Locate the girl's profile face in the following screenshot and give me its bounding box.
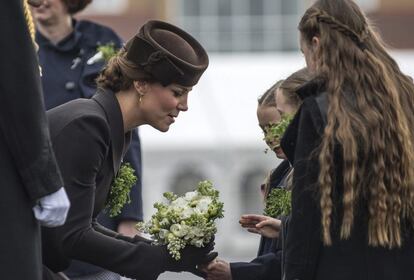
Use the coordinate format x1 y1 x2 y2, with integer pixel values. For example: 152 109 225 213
141 83 191 132
257 104 285 158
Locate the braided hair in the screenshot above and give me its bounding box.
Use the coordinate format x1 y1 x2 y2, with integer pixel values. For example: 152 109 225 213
299 0 414 248
23 0 36 45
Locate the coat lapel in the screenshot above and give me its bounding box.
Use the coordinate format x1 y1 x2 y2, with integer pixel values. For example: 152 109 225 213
92 90 126 175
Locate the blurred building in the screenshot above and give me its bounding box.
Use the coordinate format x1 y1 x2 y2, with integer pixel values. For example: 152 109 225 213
369 0 414 48
79 0 414 50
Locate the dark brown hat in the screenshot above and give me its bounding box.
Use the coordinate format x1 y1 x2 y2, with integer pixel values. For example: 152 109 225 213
122 20 209 87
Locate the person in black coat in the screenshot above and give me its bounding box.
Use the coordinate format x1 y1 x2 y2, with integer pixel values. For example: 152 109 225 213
0 1 70 279
31 1 144 278
282 1 414 279
204 68 311 280
42 20 215 280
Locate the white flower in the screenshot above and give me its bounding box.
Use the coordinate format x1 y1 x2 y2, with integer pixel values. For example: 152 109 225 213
171 197 187 209
159 218 170 227
159 229 169 239
195 197 212 213
170 224 188 237
184 191 198 201
191 238 205 247
188 227 204 238
181 207 194 219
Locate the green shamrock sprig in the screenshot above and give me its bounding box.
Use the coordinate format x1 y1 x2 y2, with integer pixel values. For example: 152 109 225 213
106 163 137 217
97 42 118 62
264 188 292 217
263 114 293 153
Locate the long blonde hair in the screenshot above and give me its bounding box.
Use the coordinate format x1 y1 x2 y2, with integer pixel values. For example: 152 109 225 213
299 0 414 247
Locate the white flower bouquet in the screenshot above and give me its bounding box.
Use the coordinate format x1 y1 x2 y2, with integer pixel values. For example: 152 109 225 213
137 180 224 260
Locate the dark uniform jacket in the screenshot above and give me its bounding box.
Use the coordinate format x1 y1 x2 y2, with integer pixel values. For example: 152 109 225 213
281 79 414 280
230 160 291 280
0 1 62 279
42 91 165 280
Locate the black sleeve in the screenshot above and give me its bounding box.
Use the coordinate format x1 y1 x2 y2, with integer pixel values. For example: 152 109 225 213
0 0 62 202
51 116 165 279
231 251 282 280
283 99 324 280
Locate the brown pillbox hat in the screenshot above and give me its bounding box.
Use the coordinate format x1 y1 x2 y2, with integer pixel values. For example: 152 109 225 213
123 20 209 87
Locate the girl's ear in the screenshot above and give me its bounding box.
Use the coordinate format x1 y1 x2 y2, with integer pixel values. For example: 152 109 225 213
311 36 320 52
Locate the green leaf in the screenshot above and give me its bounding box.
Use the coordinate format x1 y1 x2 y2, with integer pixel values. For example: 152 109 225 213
263 114 294 152
264 188 291 217
97 42 118 62
106 163 137 217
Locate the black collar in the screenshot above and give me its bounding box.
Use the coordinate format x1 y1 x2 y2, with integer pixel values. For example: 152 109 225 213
296 76 326 101
280 77 327 164
92 90 131 175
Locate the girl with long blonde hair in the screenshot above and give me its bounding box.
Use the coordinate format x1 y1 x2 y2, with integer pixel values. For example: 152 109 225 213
282 0 414 279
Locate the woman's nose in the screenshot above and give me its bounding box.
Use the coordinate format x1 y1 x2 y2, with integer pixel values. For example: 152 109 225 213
177 95 188 111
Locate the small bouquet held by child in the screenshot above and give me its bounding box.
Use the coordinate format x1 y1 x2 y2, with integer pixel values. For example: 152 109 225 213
137 180 224 260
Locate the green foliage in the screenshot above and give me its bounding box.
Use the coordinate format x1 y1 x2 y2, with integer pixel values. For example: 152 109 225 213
106 163 137 217
263 114 294 152
97 42 118 62
136 180 224 260
264 188 292 217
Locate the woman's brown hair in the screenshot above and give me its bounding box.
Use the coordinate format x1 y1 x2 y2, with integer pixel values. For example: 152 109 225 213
299 0 414 247
96 50 134 92
96 49 155 92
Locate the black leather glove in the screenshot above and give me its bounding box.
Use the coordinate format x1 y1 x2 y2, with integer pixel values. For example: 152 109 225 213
131 234 153 244
164 240 215 272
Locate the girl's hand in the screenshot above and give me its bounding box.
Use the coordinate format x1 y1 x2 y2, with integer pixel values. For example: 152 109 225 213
239 214 281 238
201 258 232 280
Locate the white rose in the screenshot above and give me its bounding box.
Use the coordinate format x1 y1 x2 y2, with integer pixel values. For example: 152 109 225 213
196 197 212 213
181 207 194 219
170 223 187 237
171 197 187 209
184 191 198 201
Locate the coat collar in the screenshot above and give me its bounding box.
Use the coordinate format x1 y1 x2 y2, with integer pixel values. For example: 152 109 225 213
280 77 327 164
296 76 326 100
280 111 301 164
36 18 83 52
92 89 131 175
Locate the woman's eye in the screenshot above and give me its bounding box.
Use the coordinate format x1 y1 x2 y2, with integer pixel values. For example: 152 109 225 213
173 90 183 97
